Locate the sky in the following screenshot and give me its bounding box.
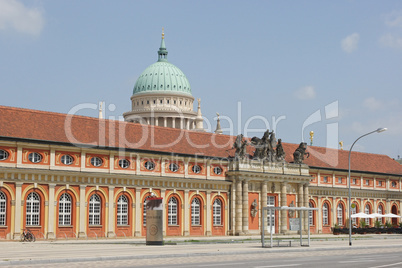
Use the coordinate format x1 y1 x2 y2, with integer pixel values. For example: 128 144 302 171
0 0 401 159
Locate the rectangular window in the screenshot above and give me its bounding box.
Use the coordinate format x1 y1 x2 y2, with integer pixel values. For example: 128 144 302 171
366 180 370 186
323 176 328 183
353 178 357 185
338 177 342 184
378 181 382 187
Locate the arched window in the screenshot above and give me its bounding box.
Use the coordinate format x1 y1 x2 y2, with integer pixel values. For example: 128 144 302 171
117 195 128 225
0 191 6 226
213 199 222 225
365 204 370 225
89 194 101 225
351 204 357 225
59 193 71 225
322 203 329 225
337 203 343 226
308 202 314 226
191 198 201 225
26 192 40 226
168 197 178 225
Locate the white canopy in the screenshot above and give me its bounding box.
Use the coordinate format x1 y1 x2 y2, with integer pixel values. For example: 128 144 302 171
369 213 384 218
350 212 371 218
383 213 401 218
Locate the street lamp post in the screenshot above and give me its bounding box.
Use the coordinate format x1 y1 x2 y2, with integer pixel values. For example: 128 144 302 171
348 128 387 246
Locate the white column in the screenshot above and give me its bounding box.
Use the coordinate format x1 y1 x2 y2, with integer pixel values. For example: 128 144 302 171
134 188 141 237
108 186 115 237
280 182 287 234
317 197 322 233
47 183 56 239
78 185 87 238
13 182 23 240
303 184 309 232
172 118 176 128
261 181 267 233
206 190 211 236
161 189 166 236
183 190 190 236
235 179 242 235
164 117 167 127
242 179 249 234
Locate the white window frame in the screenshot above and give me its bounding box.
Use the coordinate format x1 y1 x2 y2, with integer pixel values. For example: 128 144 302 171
0 150 9 161
90 157 103 167
0 191 6 225
337 203 343 226
213 199 222 226
323 203 328 225
168 197 178 225
89 194 101 225
144 161 155 171
191 198 200 225
192 165 201 174
118 159 130 169
169 163 179 172
143 195 151 226
26 192 40 226
308 202 314 226
61 154 73 165
365 204 370 225
117 195 128 225
377 205 383 223
351 205 357 225
28 152 42 163
58 193 71 225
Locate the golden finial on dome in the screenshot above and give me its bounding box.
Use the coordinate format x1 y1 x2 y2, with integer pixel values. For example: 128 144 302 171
162 27 164 39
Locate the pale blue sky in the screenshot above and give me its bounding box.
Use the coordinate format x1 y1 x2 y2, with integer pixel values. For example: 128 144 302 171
0 0 401 158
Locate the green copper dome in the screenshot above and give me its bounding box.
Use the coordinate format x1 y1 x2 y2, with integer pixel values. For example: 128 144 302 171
132 35 192 96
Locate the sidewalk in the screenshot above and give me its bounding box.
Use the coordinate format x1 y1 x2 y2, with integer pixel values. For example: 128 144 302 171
1 234 402 266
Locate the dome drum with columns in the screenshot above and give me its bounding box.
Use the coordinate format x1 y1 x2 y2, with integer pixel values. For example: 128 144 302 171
124 30 203 131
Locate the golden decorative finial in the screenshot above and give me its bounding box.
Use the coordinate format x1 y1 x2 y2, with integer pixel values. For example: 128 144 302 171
162 27 164 39
309 131 314 146
339 141 343 150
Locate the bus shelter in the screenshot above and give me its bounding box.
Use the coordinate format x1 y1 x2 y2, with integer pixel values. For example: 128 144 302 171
261 206 319 248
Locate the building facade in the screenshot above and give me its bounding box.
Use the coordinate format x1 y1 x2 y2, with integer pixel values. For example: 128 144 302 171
0 35 402 240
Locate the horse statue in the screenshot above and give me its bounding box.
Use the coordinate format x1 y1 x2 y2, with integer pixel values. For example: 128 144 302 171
293 142 310 164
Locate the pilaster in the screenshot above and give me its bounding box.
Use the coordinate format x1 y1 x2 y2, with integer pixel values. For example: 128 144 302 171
78 185 87 238
13 182 23 240
280 182 287 234
134 188 141 237
183 189 190 236
206 190 212 236
242 179 249 234
235 179 242 235
47 183 56 239
107 186 115 237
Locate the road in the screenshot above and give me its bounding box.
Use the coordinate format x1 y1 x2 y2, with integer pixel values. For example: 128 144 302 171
4 247 402 268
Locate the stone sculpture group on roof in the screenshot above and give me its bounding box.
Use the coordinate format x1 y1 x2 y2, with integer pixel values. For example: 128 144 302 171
232 129 309 164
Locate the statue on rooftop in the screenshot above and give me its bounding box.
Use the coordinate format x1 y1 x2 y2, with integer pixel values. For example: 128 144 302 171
233 134 248 159
293 142 309 164
251 129 279 162
275 138 285 161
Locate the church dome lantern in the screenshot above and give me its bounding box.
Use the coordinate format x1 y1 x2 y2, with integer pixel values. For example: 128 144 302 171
123 30 204 131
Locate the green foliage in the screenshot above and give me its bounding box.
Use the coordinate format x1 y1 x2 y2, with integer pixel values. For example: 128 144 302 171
385 221 392 228
334 223 340 229
374 220 382 228
359 219 367 228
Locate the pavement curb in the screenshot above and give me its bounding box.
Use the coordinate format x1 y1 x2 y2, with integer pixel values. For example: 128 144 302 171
1 243 402 266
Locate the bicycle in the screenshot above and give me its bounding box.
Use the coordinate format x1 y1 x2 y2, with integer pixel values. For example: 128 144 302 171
20 228 36 242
